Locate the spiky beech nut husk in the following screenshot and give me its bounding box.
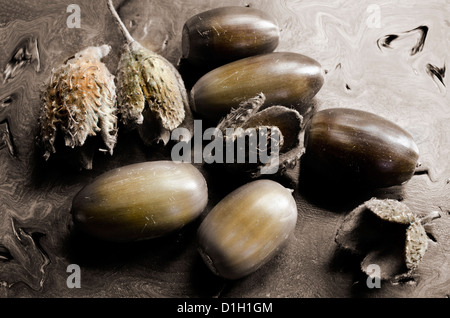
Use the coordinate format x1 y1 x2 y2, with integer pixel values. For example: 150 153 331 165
71 160 208 242
116 41 188 145
210 93 302 178
335 198 437 280
197 179 297 280
107 0 191 146
38 45 117 169
303 108 420 188
190 52 324 122
182 6 280 68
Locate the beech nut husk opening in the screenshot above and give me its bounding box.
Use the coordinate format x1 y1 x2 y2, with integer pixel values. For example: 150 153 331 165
335 198 436 281
209 93 303 179
197 179 298 280
71 161 208 242
182 6 280 68
303 108 420 188
190 52 324 123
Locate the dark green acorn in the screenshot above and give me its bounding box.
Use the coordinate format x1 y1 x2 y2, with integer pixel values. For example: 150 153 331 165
71 161 208 242
197 179 297 280
303 108 420 188
190 52 324 122
182 6 280 68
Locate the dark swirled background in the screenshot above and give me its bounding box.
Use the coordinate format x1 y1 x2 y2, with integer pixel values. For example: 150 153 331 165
0 0 449 298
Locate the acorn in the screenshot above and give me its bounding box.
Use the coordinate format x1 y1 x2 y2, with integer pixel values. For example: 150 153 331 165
71 161 208 242
335 198 439 280
303 108 420 188
190 52 324 123
197 179 298 280
38 45 117 170
209 93 303 179
107 0 192 145
182 6 280 68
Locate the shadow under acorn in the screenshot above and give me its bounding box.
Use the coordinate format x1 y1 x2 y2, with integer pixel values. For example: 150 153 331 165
63 213 225 297
297 153 406 213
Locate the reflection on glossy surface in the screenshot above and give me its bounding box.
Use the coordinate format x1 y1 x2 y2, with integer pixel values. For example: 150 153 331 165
181 6 280 67
190 51 324 122
303 108 420 188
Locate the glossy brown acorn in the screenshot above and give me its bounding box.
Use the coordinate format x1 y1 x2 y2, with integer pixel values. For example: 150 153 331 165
190 52 324 122
71 161 208 242
303 108 420 188
182 6 280 67
197 179 298 280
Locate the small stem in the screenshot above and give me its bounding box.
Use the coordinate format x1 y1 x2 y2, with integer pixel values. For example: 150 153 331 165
420 210 441 225
106 0 135 45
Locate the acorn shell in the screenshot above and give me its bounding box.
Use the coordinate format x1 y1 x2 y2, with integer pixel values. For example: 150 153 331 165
182 6 280 67
190 52 324 122
197 179 297 279
71 161 208 242
303 108 419 188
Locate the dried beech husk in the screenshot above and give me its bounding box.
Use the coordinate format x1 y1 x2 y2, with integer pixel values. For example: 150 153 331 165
335 198 435 281
107 0 191 146
364 198 416 225
211 93 303 179
405 220 428 270
38 45 117 169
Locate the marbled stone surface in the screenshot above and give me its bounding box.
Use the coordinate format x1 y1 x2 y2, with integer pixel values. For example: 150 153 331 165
0 0 449 297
